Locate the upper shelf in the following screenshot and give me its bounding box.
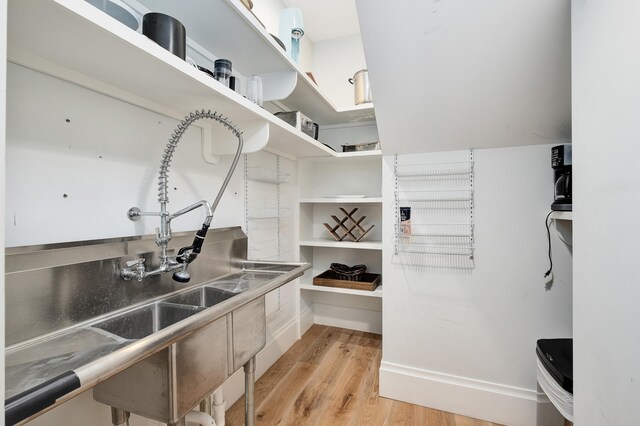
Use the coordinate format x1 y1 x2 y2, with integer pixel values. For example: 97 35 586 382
300 239 383 251
128 0 375 126
299 283 383 299
334 149 382 158
550 211 573 221
300 197 383 204
6 0 350 158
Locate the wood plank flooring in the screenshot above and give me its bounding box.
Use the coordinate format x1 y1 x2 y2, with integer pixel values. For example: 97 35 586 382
226 325 502 426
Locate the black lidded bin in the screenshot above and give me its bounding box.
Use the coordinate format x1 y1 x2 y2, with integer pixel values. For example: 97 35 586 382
143 13 186 60
536 338 573 394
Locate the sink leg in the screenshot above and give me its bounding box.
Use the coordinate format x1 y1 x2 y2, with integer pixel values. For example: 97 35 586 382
199 393 213 415
110 407 130 426
244 356 256 426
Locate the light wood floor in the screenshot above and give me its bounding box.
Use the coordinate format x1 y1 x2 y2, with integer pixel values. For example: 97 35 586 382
226 325 502 426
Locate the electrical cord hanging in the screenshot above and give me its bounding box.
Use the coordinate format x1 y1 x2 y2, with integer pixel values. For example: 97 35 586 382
544 211 553 278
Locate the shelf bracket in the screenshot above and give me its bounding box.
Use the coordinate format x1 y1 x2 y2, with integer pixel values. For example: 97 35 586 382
203 119 269 163
259 70 297 102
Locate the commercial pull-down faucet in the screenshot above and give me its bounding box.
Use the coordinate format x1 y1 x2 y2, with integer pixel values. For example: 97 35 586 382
121 110 243 282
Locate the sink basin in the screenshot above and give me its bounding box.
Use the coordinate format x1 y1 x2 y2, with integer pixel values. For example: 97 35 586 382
93 294 266 424
93 302 204 340
242 262 300 273
207 271 283 293
164 286 236 308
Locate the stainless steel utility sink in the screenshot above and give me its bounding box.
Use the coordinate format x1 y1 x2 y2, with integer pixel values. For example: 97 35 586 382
92 294 265 424
93 302 205 340
5 227 310 425
164 287 236 308
92 271 275 424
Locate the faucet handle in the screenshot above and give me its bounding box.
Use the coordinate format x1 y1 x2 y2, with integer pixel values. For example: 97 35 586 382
127 207 142 221
121 258 146 281
124 258 144 268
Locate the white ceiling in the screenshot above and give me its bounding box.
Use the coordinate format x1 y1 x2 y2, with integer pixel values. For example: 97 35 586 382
356 0 572 155
282 0 360 43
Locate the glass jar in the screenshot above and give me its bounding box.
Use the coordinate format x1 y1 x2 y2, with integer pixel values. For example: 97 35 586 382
213 59 232 88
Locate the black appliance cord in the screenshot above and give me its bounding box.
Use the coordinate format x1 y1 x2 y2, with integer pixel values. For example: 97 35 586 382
544 211 553 278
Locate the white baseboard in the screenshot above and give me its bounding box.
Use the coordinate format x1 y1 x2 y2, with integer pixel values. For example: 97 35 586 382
221 313 301 407
380 361 539 426
300 306 314 336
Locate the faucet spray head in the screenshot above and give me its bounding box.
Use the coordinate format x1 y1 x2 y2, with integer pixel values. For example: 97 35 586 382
172 267 191 283
172 223 209 283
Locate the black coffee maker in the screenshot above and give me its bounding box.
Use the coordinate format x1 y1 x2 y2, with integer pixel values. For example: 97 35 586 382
551 144 572 211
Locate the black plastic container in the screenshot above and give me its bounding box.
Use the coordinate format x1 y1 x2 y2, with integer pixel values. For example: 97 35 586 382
536 338 573 393
143 13 186 60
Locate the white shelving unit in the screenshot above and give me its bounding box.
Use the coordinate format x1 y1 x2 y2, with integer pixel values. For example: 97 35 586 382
7 0 371 160
245 152 297 322
298 154 383 334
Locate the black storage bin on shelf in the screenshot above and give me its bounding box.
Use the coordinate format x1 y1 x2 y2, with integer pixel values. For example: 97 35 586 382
536 338 573 394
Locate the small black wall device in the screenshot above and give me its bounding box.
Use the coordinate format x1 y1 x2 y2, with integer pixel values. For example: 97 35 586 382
551 144 572 211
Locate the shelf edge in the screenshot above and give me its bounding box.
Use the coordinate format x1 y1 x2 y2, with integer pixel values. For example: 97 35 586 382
299 197 383 204
299 283 383 298
299 240 383 250
549 211 573 221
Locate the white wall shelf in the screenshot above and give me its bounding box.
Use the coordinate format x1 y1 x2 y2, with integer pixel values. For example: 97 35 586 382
550 211 573 221
300 283 383 299
129 0 375 126
300 197 383 204
334 149 382 158
7 0 349 159
550 211 572 246
300 239 382 251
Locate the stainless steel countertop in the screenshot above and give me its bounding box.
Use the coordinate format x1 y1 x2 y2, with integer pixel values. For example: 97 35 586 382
5 261 309 411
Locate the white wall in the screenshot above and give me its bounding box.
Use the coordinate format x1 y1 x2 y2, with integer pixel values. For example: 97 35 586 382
6 64 244 246
311 34 367 108
380 145 573 426
572 1 640 424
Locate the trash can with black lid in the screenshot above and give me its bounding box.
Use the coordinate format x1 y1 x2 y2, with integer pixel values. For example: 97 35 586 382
536 338 573 425
537 338 573 393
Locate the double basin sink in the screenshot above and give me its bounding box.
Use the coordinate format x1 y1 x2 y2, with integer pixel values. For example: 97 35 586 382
5 262 308 425
93 286 237 340
91 268 299 424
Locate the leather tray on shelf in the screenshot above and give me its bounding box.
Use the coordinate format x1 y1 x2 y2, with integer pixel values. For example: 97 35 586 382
313 270 381 291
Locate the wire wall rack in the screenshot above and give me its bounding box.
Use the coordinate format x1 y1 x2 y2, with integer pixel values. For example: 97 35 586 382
244 153 293 263
245 166 291 185
245 207 292 221
393 151 475 268
394 160 473 178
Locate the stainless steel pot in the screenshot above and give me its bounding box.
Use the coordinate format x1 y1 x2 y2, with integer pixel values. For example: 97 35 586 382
348 69 372 105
